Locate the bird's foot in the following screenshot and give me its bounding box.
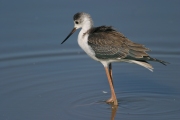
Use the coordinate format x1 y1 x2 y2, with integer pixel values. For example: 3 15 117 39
106 98 114 103
106 98 118 105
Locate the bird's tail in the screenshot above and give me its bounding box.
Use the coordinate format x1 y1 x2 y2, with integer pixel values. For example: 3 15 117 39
130 60 154 72
147 57 169 66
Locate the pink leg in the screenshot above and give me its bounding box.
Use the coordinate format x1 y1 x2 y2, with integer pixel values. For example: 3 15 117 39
104 64 118 105
109 63 113 84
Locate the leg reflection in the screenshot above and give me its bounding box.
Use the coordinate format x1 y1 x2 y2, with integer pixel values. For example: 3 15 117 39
110 105 118 120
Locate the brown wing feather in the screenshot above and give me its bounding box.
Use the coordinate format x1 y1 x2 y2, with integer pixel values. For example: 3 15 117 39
88 26 150 60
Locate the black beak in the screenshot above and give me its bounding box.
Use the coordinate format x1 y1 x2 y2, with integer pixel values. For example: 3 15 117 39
61 28 77 44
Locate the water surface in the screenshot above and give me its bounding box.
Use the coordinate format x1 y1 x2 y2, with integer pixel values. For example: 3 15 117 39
0 0 180 120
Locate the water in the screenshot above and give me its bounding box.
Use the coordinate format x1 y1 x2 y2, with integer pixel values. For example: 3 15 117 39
0 0 180 120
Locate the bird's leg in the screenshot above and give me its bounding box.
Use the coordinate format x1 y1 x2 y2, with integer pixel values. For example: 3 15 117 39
105 64 118 105
107 63 114 102
106 64 117 104
109 63 113 84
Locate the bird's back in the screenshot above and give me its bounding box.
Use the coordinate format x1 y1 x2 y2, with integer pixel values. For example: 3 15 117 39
87 26 168 68
87 26 149 59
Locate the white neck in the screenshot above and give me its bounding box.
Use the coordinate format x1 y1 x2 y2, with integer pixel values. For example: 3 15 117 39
81 19 93 33
78 18 93 42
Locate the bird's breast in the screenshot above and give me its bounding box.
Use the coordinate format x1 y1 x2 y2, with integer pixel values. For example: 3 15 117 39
78 31 99 61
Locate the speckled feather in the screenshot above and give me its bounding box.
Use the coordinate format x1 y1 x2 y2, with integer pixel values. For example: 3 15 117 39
87 26 167 65
87 26 149 59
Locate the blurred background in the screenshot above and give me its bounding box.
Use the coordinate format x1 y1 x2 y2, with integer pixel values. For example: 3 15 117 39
0 0 180 120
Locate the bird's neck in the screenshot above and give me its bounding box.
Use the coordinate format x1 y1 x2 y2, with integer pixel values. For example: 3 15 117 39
81 20 93 33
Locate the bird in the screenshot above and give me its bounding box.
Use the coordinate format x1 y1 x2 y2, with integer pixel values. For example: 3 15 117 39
61 12 168 106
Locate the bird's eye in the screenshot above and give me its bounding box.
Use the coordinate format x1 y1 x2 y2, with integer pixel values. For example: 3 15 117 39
75 21 79 24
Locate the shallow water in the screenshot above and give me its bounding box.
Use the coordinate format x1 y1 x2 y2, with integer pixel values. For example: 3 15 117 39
1 1 180 120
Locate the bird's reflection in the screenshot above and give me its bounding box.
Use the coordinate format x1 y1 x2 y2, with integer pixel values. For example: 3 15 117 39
110 105 118 120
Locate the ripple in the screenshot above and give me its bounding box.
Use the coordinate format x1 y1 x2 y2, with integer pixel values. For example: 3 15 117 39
0 49 86 69
57 90 180 119
1 48 180 120
118 92 180 115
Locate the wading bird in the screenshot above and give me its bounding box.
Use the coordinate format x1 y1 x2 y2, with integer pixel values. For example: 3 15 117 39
61 12 168 105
